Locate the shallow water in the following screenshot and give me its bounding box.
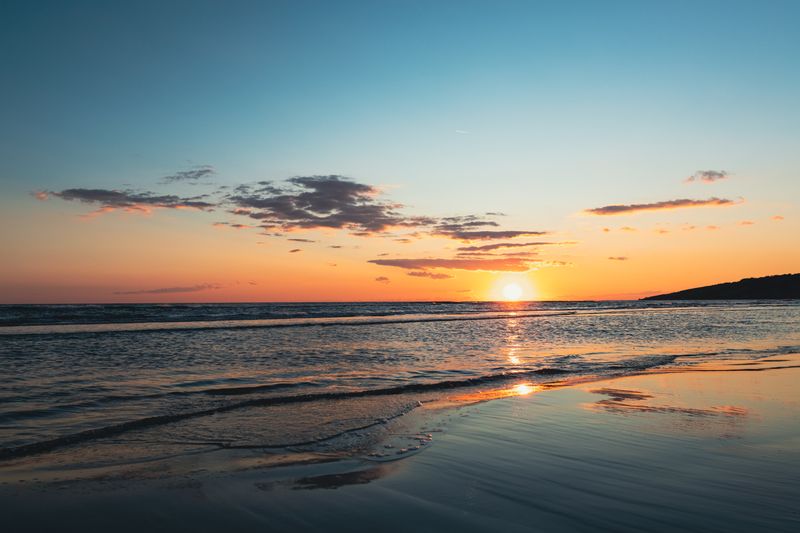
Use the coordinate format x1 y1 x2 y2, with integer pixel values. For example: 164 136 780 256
1 301 798 461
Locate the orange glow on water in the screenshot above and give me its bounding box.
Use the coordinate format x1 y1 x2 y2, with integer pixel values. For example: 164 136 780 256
451 382 542 403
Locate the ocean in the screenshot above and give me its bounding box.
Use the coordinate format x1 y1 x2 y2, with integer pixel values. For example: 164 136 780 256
1 301 799 463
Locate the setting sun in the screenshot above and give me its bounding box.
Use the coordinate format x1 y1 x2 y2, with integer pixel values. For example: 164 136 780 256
489 275 537 301
502 283 524 301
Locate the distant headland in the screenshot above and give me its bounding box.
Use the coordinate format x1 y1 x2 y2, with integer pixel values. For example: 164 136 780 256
643 274 800 300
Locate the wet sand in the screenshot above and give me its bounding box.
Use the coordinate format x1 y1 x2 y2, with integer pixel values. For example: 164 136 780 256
2 356 799 532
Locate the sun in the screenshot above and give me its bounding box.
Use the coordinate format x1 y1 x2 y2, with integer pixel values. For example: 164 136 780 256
489 274 537 301
502 283 524 301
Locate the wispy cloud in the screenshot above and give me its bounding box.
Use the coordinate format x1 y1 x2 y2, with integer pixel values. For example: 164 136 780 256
370 257 536 272
439 230 550 241
114 283 222 295
771 215 784 221
608 256 628 261
375 276 390 284
407 271 453 279
289 248 302 253
47 188 215 214
213 222 254 229
456 241 571 252
585 197 738 215
685 170 729 184
160 165 215 183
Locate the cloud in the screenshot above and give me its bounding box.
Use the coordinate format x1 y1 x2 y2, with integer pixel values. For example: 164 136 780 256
771 215 784 221
160 165 215 183
585 197 738 216
375 276 390 284
49 188 215 214
288 238 315 242
428 215 547 241
228 175 434 234
31 190 49 200
707 225 720 230
739 220 755 226
213 222 254 229
289 248 302 253
685 170 729 184
439 230 550 241
42 174 551 247
407 271 453 279
369 257 532 272
608 256 628 261
456 241 571 252
114 283 222 295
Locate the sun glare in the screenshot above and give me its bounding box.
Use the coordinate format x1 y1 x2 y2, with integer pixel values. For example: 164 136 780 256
489 275 537 302
513 383 536 396
502 283 524 301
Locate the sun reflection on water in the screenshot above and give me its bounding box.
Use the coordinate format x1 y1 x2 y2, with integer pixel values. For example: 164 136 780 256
450 382 542 403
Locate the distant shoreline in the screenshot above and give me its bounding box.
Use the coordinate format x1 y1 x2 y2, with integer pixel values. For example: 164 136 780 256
644 273 800 300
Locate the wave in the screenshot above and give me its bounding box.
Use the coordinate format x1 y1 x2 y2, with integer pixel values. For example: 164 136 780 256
2 300 792 329
3 342 797 461
0 310 579 336
0 366 579 461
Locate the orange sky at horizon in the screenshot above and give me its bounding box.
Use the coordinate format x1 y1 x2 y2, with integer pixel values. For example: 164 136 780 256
2 188 796 304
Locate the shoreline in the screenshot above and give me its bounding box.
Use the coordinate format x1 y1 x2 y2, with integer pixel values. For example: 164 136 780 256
2 355 799 531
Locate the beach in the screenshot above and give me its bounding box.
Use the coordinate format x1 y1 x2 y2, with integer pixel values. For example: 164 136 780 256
2 352 798 532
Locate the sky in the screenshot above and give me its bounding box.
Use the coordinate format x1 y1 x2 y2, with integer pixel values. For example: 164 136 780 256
1 0 799 303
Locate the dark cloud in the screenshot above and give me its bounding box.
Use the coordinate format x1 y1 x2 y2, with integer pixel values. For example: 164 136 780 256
407 271 453 279
369 257 531 272
375 276 390 284
49 188 215 213
228 175 434 234
288 238 315 242
440 230 550 241
160 165 215 183
430 214 547 241
114 283 222 295
685 170 729 184
456 241 571 252
42 174 547 243
289 248 302 253
585 198 738 215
